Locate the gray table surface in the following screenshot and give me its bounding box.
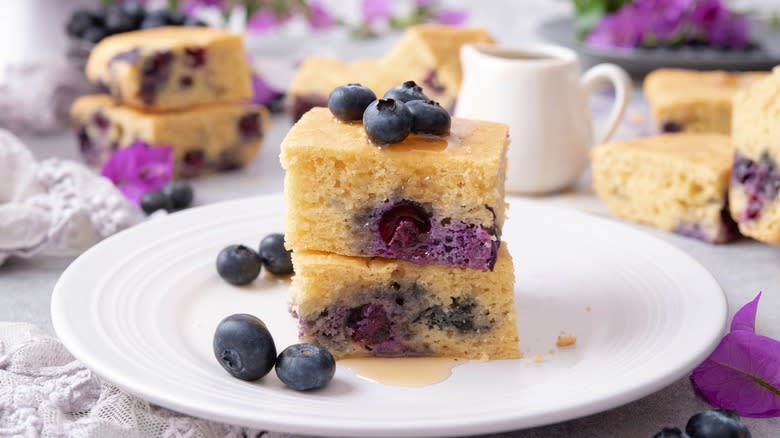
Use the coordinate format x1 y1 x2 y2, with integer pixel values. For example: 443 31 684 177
4 1 780 436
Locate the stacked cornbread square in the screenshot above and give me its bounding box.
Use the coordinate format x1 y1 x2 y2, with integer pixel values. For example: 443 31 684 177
72 27 268 177
288 25 494 120
643 69 767 135
281 107 520 360
729 67 780 244
592 134 738 244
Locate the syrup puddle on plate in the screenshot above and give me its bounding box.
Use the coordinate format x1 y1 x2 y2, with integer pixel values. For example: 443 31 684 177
339 357 463 387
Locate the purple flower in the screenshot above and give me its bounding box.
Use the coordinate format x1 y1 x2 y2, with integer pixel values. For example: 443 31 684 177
101 142 173 206
250 72 283 106
180 0 224 15
636 0 692 40
707 12 750 48
433 9 467 26
690 292 780 417
307 0 336 30
586 4 646 49
361 0 392 24
415 0 435 7
248 8 282 33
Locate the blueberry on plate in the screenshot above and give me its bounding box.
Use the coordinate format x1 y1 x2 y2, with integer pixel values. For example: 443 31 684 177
213 314 277 381
653 427 688 438
66 9 98 38
363 98 413 145
383 81 428 103
275 343 335 391
327 83 377 121
162 180 194 210
121 2 146 24
140 10 169 29
166 10 187 25
216 245 262 285
686 409 751 438
104 5 138 34
81 26 110 44
140 190 173 214
259 233 293 276
406 100 451 135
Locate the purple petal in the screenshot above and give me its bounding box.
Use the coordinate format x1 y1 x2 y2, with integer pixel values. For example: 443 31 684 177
691 330 780 417
361 0 392 23
434 9 467 26
307 0 336 30
180 0 224 15
101 142 173 206
731 292 762 333
415 0 434 7
586 6 646 49
250 72 283 106
248 9 279 33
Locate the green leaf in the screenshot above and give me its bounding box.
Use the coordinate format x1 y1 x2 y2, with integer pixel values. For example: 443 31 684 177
574 3 606 41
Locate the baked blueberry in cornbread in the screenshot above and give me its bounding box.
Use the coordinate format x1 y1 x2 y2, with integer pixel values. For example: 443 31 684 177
287 25 494 120
86 27 252 110
592 134 738 243
71 94 268 177
730 67 780 244
643 69 767 135
280 107 508 271
290 246 519 359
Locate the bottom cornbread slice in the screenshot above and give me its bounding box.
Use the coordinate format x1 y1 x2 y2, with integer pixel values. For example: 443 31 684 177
290 245 519 360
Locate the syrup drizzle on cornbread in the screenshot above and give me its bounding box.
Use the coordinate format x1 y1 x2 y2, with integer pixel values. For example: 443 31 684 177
340 357 462 387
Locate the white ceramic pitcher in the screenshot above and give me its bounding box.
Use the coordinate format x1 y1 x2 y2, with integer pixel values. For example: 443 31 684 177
455 44 632 195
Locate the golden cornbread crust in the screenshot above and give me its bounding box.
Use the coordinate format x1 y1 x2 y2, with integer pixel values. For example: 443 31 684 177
291 245 519 360
86 27 252 111
71 94 268 176
643 68 768 134
280 107 508 257
592 134 734 241
730 67 780 244
287 25 494 113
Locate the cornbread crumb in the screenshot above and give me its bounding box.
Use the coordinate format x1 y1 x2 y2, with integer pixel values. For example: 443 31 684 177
548 348 556 354
586 306 591 312
532 354 544 363
556 335 577 348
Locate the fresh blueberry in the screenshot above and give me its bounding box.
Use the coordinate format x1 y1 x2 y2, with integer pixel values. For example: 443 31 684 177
383 81 428 103
654 427 688 438
363 99 413 144
121 2 146 23
66 9 99 38
275 343 336 391
213 314 277 381
166 10 187 25
140 190 173 214
259 233 293 276
104 5 138 34
406 100 451 135
82 26 110 44
327 83 377 121
216 245 262 285
140 10 169 29
161 180 194 210
686 409 751 438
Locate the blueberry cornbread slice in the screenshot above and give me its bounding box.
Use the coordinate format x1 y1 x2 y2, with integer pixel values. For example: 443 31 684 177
290 245 519 359
71 94 268 177
592 134 738 243
643 69 767 134
287 25 494 120
280 107 508 271
86 27 252 111
730 68 780 244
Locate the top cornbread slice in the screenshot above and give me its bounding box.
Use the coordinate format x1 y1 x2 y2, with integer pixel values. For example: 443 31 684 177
86 27 252 111
280 107 508 269
643 68 768 134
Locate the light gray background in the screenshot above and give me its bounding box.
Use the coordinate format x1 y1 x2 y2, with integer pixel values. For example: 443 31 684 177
2 1 780 436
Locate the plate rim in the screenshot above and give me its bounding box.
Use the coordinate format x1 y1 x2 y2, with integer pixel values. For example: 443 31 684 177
51 193 728 437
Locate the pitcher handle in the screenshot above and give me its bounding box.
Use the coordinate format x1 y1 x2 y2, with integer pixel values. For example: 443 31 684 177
581 63 632 144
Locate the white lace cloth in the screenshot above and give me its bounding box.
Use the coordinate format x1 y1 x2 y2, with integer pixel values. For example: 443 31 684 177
0 130 141 266
0 322 303 438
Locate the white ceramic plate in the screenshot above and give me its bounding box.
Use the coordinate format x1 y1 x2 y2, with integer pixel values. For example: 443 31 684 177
51 195 727 437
